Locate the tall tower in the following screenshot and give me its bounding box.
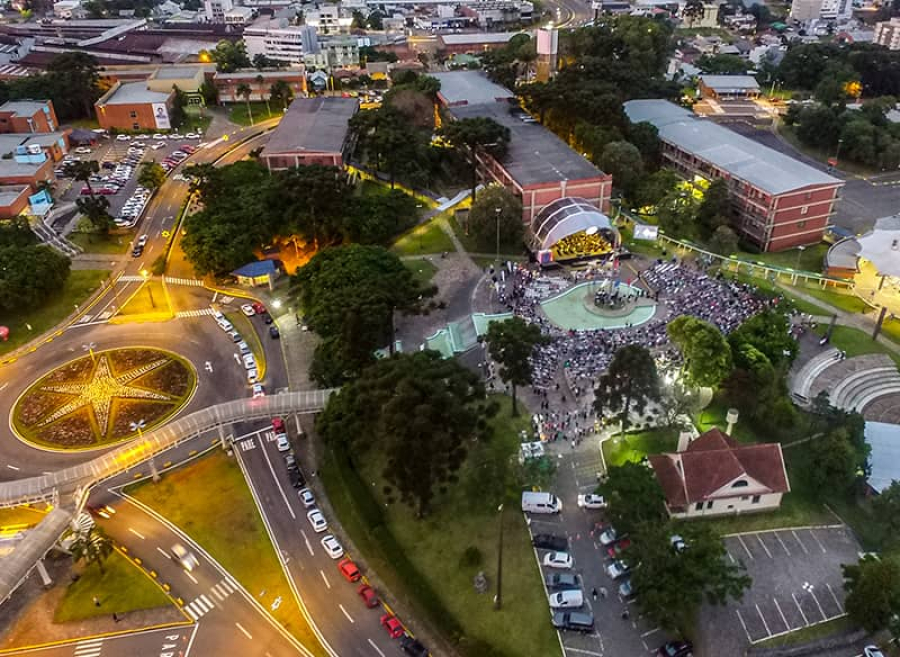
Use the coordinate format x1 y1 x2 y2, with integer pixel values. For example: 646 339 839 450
535 27 559 82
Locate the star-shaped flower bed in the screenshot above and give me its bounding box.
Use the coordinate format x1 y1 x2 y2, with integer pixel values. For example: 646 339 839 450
12 348 196 450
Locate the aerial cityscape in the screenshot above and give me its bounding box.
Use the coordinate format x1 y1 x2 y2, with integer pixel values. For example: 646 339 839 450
1 0 900 655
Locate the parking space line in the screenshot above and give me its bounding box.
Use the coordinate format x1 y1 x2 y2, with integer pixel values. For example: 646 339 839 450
338 603 354 623
735 609 753 642
727 550 735 564
826 583 842 610
367 639 386 657
561 647 604 656
640 628 660 637
756 535 773 558
791 530 809 554
792 593 810 626
774 531 791 556
755 604 771 637
737 535 753 559
809 590 827 620
809 530 827 554
773 598 791 631
320 570 331 589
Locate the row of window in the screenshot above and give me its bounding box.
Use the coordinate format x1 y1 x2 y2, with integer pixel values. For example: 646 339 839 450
694 495 761 511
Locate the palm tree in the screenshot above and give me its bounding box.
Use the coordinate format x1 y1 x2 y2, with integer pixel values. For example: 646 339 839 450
69 526 114 574
269 80 294 112
256 74 271 117
72 160 100 197
236 83 253 125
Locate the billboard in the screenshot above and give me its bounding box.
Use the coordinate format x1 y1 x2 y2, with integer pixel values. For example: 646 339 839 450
152 103 171 130
632 225 659 241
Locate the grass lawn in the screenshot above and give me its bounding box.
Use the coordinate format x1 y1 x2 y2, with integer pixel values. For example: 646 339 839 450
695 402 765 445
180 109 212 134
54 550 173 622
449 216 525 257
69 231 131 254
118 281 168 316
228 101 275 127
0 270 109 357
226 312 266 378
126 450 324 656
740 243 829 273
392 218 455 256
719 270 849 316
602 428 678 468
404 258 439 286
813 325 900 367
880 318 900 346
321 396 560 657
755 615 855 648
789 284 869 314
0 505 48 534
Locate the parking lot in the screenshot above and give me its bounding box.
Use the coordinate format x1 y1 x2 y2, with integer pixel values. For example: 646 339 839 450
698 526 860 656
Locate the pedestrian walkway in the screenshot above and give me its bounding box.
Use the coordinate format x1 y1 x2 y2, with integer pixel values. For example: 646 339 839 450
175 308 215 318
163 276 204 287
74 638 103 657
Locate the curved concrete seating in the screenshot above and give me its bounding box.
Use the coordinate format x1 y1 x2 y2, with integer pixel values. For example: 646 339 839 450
832 368 900 409
791 348 841 399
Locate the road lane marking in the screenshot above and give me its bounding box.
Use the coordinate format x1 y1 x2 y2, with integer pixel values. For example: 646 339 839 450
737 535 753 559
235 622 253 640
339 603 354 623
259 439 296 520
773 598 790 631
735 610 752 642
220 578 237 593
6 464 19 471
756 535 773 558
128 528 145 539
792 592 810 626
792 530 809 554
755 604 771 637
301 529 314 556
826 583 842 610
367 639 386 657
156 546 170 558
774 531 791 556
185 571 198 584
320 570 331 589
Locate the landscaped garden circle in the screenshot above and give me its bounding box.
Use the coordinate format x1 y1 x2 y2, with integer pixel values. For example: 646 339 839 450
12 347 196 450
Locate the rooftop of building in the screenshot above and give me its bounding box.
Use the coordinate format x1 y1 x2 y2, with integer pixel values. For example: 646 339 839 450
431 70 513 106
0 132 66 154
151 65 205 79
0 159 47 177
699 74 760 89
260 96 357 156
213 69 305 81
0 99 49 116
0 184 29 206
624 99 842 196
97 81 172 106
439 30 529 45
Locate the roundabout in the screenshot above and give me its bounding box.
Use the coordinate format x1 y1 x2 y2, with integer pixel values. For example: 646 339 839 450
11 347 196 451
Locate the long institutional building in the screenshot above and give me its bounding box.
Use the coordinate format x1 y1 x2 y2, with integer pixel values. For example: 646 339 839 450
624 100 844 252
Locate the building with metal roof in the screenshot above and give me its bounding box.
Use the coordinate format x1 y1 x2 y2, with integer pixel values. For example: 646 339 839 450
259 97 358 171
624 99 844 252
528 197 619 265
95 81 174 131
698 74 760 99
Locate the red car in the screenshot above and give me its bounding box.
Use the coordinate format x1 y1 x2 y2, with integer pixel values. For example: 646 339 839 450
607 538 632 559
272 417 285 434
381 614 404 639
252 302 267 314
358 584 379 608
338 557 361 582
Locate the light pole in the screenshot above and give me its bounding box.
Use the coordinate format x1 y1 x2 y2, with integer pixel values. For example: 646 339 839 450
82 342 97 363
834 138 844 165
794 244 806 270
494 503 504 610
495 207 502 264
140 270 155 309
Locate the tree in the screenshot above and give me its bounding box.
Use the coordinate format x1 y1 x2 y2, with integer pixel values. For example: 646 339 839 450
729 310 797 367
843 555 900 633
594 345 661 434
236 83 254 125
696 178 730 239
667 316 733 388
345 189 419 245
439 117 510 201
599 462 668 536
316 351 494 515
278 165 355 248
138 161 167 190
45 52 101 120
627 121 661 167
633 169 679 210
466 185 524 252
485 317 549 415
657 188 700 239
349 106 431 188
269 80 294 111
872 481 900 549
256 74 271 116
600 141 644 199
71 160 100 197
807 427 862 493
76 195 114 235
696 54 748 75
627 521 751 633
292 245 436 385
211 40 251 73
0 244 70 312
708 225 738 256
683 0 705 26
68 526 114 574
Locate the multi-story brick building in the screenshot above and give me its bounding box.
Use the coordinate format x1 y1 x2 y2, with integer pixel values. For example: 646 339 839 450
624 100 844 252
432 71 612 224
94 81 174 132
213 69 306 104
0 100 58 134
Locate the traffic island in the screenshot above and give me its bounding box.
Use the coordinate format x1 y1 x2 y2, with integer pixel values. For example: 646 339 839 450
11 347 196 451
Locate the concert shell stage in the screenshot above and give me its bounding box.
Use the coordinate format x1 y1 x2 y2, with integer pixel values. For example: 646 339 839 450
527 197 621 266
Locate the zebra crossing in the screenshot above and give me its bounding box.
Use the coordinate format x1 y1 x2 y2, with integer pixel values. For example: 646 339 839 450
164 276 205 287
118 275 144 282
183 578 237 620
74 638 103 657
175 308 216 318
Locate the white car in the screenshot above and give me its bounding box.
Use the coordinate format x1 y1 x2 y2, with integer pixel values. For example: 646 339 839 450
298 488 315 507
152 141 166 150
152 133 165 140
241 303 255 317
116 134 131 141
74 146 92 154
307 509 327 533
252 383 265 398
542 551 573 569
864 648 885 657
670 535 687 552
548 589 584 609
171 543 199 572
320 534 344 559
246 368 258 385
599 528 618 546
242 354 256 370
577 494 607 509
605 560 630 579
185 132 200 139
136 234 148 247
275 434 290 452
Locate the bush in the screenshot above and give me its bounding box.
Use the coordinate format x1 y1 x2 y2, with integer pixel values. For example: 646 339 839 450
459 546 483 569
150 255 166 276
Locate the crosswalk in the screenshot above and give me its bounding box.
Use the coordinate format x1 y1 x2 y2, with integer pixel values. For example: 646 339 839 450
175 308 216 318
164 276 204 287
118 275 144 282
74 638 103 657
183 578 237 620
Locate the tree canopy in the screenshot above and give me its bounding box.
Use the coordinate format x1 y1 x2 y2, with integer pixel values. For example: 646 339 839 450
594 345 661 434
843 555 900 634
0 221 70 313
667 316 733 388
138 161 167 190
466 185 524 252
0 53 101 120
209 40 251 73
599 462 668 536
439 117 510 200
485 316 549 415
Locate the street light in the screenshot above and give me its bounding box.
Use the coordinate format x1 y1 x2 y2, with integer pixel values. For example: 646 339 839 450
494 503 505 610
794 245 806 271
82 342 97 363
140 269 155 309
129 419 146 440
495 207 502 264
272 299 282 310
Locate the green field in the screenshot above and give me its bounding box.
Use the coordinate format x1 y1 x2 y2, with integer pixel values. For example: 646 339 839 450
126 450 325 656
392 217 455 256
0 270 109 356
404 258 439 286
813 325 900 367
54 550 173 622
228 101 275 127
602 428 678 469
69 231 131 254
321 396 561 657
755 615 854 648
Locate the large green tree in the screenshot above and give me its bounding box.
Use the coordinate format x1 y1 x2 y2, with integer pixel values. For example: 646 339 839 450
317 351 493 515
729 309 797 367
138 161 167 190
466 185 524 252
292 245 436 385
843 555 900 633
594 344 661 434
68 526 114 574
439 117 510 201
600 141 644 199
667 316 733 388
807 427 863 493
210 40 251 73
485 316 549 415
696 178 731 239
0 243 70 312
599 462 667 536
872 481 900 550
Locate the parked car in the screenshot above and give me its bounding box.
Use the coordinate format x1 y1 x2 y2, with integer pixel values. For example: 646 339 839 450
284 453 298 471
288 468 305 489
533 534 568 551
599 527 618 546
399 635 429 657
272 417 285 433
607 538 632 559
618 579 635 599
358 584 380 608
252 384 265 398
542 551 573 569
545 573 580 590
338 557 361 582
863 647 885 657
551 610 594 632
605 560 630 579
252 302 267 314
269 325 280 339
657 641 693 657
671 535 687 552
307 509 327 533
577 494 607 509
548 589 584 609
381 614 405 639
298 488 315 507
276 434 290 452
320 534 344 559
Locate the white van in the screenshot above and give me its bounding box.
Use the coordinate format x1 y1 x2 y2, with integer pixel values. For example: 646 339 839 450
522 491 562 514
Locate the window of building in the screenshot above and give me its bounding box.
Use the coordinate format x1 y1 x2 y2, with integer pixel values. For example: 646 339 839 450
732 480 748 488
695 502 703 511
801 205 808 215
132 123 140 130
798 221 807 228
706 500 714 510
129 111 137 118
752 495 761 504
741 496 748 501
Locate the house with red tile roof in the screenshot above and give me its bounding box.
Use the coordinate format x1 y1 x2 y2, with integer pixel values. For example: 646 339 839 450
648 428 790 519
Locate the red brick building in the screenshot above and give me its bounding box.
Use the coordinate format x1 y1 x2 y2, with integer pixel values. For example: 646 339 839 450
624 100 844 252
0 185 32 217
0 100 58 134
95 82 174 132
259 97 358 170
433 71 612 223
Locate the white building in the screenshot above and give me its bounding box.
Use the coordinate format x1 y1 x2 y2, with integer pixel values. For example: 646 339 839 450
225 6 255 24
53 0 84 19
244 17 319 66
303 36 359 70
875 17 900 50
790 0 851 22
305 5 353 35
204 0 233 22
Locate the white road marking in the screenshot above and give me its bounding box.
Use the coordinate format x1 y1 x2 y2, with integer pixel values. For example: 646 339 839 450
128 528 145 539
184 605 198 621
193 597 210 613
339 603 354 623
367 639 386 657
792 530 810 554
6 464 19 471
809 529 827 554
302 529 314 556
756 535 773 558
156 546 170 558
0 382 7 391
320 570 331 589
774 531 791 556
735 609 752 642
185 571 198 584
826 583 842 610
259 438 296 520
200 594 214 609
809 589 827 620
737 535 753 559
792 592 810 626
560 649 604 656
755 604 771 637
773 598 790 631
235 622 253 640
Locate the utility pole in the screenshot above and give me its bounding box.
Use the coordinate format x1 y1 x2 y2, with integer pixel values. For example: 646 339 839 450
494 503 505 610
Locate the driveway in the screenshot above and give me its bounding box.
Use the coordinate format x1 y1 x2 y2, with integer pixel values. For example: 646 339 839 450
696 525 861 656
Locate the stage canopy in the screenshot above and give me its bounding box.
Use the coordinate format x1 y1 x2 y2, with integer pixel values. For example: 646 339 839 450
528 197 620 264
856 214 900 278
